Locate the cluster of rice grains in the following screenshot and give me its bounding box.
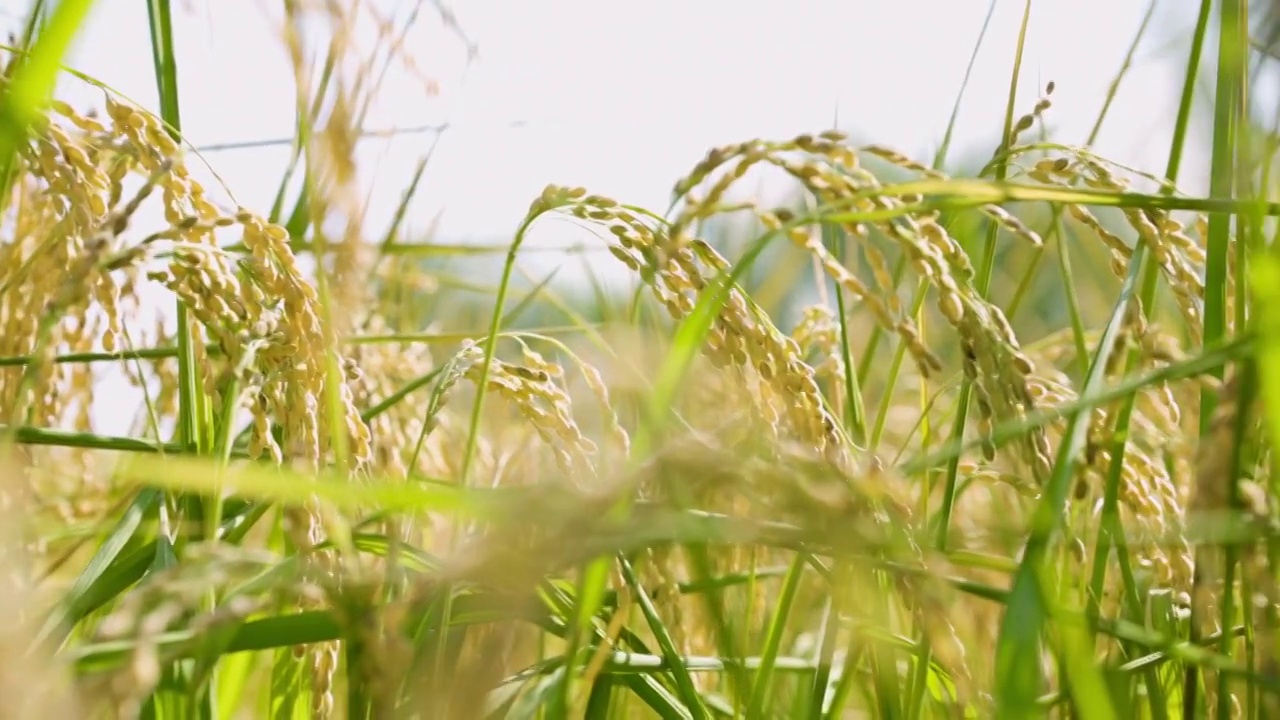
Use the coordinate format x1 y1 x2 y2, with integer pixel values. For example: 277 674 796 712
0 87 152 525
520 120 1231 703
0 12 628 720
678 131 1060 695
1013 149 1222 594
0 85 388 714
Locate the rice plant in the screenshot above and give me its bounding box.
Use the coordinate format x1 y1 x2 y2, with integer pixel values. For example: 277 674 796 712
0 0 1277 718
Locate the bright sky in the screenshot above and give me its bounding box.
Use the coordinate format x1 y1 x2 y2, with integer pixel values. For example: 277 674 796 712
46 0 1206 243
8 0 1213 432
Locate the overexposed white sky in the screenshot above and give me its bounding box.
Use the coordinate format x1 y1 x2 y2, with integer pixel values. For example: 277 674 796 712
42 0 1209 244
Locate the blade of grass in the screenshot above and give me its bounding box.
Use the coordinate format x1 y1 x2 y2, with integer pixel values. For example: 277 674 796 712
1187 0 1247 715
0 0 96 196
747 554 806 717
617 556 709 719
35 487 161 648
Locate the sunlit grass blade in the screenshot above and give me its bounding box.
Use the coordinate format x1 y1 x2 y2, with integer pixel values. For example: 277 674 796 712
36 487 160 648
0 0 95 195
615 556 707 718
746 554 805 717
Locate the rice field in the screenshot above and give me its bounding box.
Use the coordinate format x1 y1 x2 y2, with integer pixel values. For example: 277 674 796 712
0 0 1277 718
